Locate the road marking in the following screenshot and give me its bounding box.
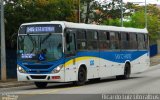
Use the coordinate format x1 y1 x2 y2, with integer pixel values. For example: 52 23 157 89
39 86 80 94
24 86 81 94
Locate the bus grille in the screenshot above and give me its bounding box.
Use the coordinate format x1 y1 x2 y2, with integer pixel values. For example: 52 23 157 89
30 75 47 79
28 71 49 73
25 65 52 69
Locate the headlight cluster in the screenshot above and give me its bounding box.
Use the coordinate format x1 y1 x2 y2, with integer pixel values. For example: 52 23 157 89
17 65 26 73
52 65 63 73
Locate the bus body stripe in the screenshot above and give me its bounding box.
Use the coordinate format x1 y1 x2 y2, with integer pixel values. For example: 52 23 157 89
64 51 148 67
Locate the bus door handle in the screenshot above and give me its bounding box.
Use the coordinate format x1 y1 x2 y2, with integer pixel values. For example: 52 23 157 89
104 65 107 67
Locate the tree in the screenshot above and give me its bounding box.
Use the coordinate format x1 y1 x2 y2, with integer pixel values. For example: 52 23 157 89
102 0 121 19
103 10 160 44
129 4 160 43
4 0 76 49
80 0 97 23
103 18 121 26
130 11 145 28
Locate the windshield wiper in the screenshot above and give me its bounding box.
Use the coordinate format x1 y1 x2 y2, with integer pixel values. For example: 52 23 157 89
27 34 36 53
40 33 52 44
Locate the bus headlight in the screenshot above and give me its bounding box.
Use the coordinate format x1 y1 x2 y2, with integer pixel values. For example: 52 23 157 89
52 65 63 73
17 65 26 73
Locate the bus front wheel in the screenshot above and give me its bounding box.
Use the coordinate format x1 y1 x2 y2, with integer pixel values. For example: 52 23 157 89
34 82 48 88
73 67 86 86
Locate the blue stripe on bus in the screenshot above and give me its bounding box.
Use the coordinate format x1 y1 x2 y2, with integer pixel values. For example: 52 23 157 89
76 50 148 63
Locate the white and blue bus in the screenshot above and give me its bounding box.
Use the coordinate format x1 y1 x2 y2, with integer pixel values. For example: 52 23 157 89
17 21 150 88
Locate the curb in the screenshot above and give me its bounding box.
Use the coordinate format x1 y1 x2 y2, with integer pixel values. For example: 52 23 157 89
0 82 33 88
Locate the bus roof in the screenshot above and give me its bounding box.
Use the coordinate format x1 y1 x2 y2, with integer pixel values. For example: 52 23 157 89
21 21 148 34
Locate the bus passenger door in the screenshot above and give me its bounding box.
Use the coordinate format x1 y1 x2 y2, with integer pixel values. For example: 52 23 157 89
64 29 77 82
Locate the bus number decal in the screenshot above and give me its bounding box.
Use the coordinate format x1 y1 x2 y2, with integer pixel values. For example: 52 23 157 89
115 54 132 60
90 60 94 66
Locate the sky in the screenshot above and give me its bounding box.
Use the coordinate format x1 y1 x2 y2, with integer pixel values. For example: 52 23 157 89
97 0 160 5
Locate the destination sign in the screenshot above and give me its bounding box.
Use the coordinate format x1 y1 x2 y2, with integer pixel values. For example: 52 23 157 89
26 26 55 33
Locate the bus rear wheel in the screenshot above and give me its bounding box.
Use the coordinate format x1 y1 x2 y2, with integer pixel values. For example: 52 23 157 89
34 82 48 88
73 67 86 86
116 63 130 80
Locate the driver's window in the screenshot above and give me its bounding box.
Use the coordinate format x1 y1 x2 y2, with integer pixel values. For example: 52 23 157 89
66 29 76 54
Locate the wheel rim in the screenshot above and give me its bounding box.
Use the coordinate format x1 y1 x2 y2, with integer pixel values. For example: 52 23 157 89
79 69 85 82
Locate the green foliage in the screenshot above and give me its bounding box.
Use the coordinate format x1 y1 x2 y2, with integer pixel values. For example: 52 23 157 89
147 15 160 43
102 4 160 43
103 18 120 26
130 11 145 28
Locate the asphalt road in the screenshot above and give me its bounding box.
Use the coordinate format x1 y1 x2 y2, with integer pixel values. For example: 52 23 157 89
1 65 160 100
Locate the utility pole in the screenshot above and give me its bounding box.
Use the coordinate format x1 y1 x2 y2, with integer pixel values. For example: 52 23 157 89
145 0 147 28
77 0 80 23
1 0 7 81
121 0 123 27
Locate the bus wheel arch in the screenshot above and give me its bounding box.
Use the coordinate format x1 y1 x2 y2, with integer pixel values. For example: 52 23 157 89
73 64 87 86
116 62 131 80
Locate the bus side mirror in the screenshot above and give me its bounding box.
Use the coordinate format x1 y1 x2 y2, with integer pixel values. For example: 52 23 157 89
66 33 72 43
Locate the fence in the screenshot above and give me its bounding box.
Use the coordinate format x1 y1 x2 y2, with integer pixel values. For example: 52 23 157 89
149 44 158 57
0 50 17 79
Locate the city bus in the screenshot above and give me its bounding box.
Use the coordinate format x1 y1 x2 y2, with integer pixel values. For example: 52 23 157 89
17 21 150 88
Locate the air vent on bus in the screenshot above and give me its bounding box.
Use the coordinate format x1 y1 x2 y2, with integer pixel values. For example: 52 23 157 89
30 75 47 79
25 65 52 69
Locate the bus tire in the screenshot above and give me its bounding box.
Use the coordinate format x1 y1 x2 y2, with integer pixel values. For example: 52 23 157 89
34 82 48 88
73 67 86 86
116 63 130 80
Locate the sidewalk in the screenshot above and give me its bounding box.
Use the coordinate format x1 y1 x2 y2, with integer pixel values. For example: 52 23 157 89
0 79 33 88
150 54 160 66
0 55 160 88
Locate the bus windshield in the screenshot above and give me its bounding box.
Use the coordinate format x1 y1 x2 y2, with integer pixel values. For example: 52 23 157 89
17 34 63 62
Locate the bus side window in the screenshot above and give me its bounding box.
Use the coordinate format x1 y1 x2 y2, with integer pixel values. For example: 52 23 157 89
115 32 120 49
144 34 148 49
106 32 110 40
130 33 138 50
121 32 129 49
87 30 98 50
138 33 145 50
110 32 116 50
99 31 110 50
66 29 76 54
76 30 87 50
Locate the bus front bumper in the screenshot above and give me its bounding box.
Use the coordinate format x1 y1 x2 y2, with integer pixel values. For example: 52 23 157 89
17 70 65 82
